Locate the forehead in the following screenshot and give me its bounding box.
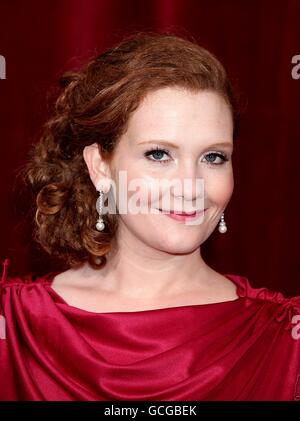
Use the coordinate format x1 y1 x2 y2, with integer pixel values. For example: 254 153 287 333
125 87 233 142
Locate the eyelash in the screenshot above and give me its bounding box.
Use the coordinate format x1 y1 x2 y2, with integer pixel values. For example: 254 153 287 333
143 147 229 166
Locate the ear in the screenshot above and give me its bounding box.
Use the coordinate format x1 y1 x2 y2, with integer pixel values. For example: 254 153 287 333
83 143 111 193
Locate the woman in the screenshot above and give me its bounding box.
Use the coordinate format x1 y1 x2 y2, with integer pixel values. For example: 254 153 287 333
1 32 300 401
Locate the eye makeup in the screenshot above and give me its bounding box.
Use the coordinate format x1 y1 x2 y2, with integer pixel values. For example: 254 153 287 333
143 147 229 166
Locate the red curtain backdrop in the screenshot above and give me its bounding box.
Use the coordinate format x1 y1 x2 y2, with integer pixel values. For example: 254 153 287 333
0 0 299 295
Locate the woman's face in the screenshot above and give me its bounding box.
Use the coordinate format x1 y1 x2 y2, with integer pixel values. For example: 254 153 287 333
104 87 233 253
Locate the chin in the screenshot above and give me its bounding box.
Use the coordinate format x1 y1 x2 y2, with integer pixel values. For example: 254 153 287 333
162 244 201 255
151 236 202 255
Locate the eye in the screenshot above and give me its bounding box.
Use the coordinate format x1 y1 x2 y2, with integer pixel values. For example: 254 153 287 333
143 148 229 166
144 147 171 164
203 152 228 166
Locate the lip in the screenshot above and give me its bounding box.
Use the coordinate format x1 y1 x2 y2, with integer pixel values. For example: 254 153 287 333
157 208 207 221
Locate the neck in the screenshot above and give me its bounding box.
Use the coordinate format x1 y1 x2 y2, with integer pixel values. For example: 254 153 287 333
81 227 213 300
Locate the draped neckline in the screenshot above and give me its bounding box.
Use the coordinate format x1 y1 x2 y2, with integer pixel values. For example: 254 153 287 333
40 271 245 316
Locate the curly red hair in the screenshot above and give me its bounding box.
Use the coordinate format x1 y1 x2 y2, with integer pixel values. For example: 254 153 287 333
18 31 240 270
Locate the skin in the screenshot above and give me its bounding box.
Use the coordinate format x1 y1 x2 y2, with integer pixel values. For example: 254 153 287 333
50 87 237 313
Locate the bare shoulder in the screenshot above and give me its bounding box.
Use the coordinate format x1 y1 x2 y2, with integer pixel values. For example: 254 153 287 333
51 268 82 289
50 266 112 311
206 269 239 300
50 266 100 297
216 272 238 299
52 260 109 286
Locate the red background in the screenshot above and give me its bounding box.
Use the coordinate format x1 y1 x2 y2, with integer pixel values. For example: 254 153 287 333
0 0 299 295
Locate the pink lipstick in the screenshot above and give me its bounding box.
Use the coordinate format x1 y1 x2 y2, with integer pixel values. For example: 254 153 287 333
158 208 207 221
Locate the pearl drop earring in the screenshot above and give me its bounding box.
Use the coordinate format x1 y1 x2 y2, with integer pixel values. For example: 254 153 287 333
95 189 105 231
218 212 227 234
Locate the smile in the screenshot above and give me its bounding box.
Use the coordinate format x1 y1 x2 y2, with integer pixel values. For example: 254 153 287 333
157 208 207 221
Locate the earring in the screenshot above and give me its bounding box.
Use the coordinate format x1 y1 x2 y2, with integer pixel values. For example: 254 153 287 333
95 189 106 231
218 212 227 234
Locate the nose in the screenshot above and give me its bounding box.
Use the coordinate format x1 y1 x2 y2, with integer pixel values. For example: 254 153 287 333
170 161 204 202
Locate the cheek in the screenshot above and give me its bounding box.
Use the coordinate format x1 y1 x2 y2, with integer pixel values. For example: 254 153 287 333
114 168 164 212
204 170 234 204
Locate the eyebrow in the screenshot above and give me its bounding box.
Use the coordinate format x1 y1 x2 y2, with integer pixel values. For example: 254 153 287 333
137 139 233 150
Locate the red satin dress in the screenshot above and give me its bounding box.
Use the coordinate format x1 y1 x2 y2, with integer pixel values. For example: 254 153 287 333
1 257 300 401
